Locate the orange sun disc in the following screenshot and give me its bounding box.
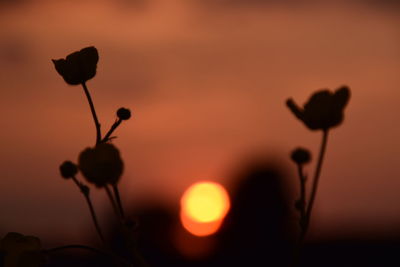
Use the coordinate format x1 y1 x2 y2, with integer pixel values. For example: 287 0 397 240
180 181 230 236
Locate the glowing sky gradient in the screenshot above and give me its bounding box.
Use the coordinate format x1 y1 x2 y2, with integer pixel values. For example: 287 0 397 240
0 0 399 245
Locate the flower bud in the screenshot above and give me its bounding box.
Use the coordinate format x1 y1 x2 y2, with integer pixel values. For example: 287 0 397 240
52 46 99 85
59 161 78 179
78 143 124 187
286 86 351 130
291 148 311 165
117 107 131 120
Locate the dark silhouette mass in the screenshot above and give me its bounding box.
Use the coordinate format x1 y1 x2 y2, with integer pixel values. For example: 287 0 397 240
1 16 399 265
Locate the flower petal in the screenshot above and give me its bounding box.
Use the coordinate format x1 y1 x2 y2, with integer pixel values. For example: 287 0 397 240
51 59 67 77
286 99 305 121
75 46 99 82
303 90 332 113
333 86 351 110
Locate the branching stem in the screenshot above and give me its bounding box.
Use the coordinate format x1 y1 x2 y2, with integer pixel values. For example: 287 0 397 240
113 184 126 220
302 129 329 241
72 177 105 244
105 184 122 220
102 118 122 143
82 82 101 145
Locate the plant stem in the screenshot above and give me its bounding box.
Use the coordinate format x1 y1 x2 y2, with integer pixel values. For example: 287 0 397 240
297 164 306 230
44 245 132 267
105 184 122 220
102 118 122 143
302 129 329 240
113 184 126 220
82 82 101 145
293 130 329 266
292 165 307 267
72 177 105 245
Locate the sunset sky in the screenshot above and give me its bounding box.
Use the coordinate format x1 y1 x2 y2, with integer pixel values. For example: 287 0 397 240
0 0 399 246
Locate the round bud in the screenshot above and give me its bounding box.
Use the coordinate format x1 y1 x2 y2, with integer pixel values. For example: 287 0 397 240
78 143 124 187
290 148 311 165
59 161 78 179
117 108 131 120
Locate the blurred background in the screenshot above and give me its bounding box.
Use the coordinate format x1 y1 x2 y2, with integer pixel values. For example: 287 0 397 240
0 0 400 265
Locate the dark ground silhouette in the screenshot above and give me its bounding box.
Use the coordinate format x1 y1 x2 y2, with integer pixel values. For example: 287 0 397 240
40 158 400 266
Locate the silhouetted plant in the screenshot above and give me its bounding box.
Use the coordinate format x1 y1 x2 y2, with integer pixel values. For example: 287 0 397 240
291 147 311 232
59 160 105 244
0 232 45 267
286 86 351 264
49 46 142 266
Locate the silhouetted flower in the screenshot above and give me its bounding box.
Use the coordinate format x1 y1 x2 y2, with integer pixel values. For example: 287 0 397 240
0 232 44 267
78 143 123 187
117 107 131 120
291 148 311 165
59 161 78 179
286 86 351 130
52 46 99 85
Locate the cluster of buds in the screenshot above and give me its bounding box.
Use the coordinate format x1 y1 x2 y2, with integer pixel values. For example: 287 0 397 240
53 46 131 188
52 47 135 250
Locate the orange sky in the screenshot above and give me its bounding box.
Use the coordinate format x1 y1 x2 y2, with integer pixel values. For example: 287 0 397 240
0 0 400 245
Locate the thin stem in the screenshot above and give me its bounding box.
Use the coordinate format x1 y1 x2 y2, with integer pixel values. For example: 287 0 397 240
72 177 105 245
82 82 101 145
102 118 122 143
113 184 126 220
297 164 306 228
293 131 329 266
105 184 122 220
292 165 307 267
303 129 329 239
44 245 132 267
83 193 105 244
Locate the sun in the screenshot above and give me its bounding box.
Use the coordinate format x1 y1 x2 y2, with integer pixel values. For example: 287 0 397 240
180 181 230 236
